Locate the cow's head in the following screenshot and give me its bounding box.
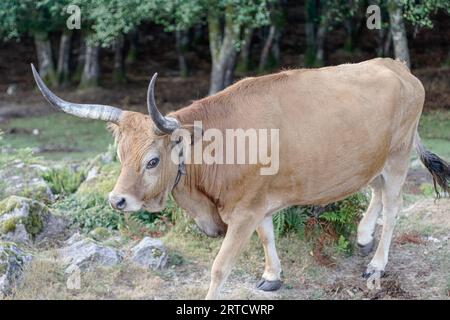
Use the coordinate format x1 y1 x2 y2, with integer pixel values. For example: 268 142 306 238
31 64 188 212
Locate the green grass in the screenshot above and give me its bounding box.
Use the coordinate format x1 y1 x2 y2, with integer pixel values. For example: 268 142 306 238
417 111 450 160
0 113 113 161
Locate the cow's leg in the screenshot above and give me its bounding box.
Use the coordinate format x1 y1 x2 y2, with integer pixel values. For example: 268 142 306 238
363 149 411 279
206 215 260 299
256 216 282 291
357 175 383 256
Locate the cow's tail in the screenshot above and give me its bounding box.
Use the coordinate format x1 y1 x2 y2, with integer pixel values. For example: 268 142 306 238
414 131 450 198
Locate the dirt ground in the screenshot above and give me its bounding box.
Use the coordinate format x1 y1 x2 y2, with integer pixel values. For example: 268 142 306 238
9 195 449 300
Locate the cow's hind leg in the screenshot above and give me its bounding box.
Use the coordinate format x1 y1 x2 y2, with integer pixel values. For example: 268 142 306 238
256 216 282 291
357 175 383 256
363 147 411 279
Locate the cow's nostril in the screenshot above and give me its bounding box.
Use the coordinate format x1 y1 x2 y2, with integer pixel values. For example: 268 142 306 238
116 197 126 210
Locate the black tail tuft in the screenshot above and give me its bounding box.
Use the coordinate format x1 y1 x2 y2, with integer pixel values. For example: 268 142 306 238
415 133 450 198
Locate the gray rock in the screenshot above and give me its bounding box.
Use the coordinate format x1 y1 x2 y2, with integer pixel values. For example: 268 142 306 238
0 196 68 244
59 237 123 272
2 224 30 243
64 232 84 246
85 166 99 182
6 84 18 96
0 242 33 297
131 237 168 270
0 161 54 203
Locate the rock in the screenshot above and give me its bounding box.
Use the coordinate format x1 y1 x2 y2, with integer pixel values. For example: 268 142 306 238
76 162 120 198
0 161 54 203
6 84 18 95
131 237 168 270
0 242 33 297
0 196 68 244
77 147 119 195
59 237 123 272
85 166 99 182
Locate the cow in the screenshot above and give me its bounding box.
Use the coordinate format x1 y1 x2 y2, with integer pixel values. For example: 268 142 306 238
31 58 449 299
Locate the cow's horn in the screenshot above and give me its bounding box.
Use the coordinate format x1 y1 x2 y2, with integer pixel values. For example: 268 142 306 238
31 64 122 123
147 73 180 135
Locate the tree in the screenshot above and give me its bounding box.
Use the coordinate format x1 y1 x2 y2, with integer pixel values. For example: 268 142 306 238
0 0 71 86
387 0 410 67
149 0 273 94
304 0 363 67
207 0 273 94
385 0 450 68
258 0 285 72
82 0 151 86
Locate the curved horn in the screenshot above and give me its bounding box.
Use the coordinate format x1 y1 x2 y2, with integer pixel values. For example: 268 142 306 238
147 73 180 135
31 64 122 123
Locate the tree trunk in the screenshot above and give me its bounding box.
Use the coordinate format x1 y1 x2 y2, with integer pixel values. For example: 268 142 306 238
271 27 282 66
388 0 410 68
258 25 277 72
208 6 239 95
34 32 57 86
126 29 139 63
304 0 317 66
175 30 189 78
383 30 392 56
73 39 86 83
113 35 126 83
237 27 253 73
315 21 327 67
57 32 72 86
79 43 100 88
224 48 237 87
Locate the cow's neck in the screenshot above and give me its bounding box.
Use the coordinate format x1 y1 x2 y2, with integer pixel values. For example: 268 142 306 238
170 101 227 211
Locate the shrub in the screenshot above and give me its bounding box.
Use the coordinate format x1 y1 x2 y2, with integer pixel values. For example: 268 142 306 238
273 192 369 254
319 192 368 246
42 167 86 195
53 193 122 232
273 206 309 237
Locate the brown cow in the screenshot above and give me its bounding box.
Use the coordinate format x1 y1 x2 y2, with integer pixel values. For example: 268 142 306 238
31 58 449 299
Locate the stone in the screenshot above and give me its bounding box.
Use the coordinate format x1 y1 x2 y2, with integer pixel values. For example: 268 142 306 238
0 196 68 244
59 237 123 272
131 237 168 270
0 161 54 203
0 242 33 297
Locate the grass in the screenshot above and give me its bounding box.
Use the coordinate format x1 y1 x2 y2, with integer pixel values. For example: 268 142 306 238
415 110 450 162
0 113 113 161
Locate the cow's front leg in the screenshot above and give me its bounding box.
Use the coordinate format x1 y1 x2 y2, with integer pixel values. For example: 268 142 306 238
205 215 260 299
256 216 282 291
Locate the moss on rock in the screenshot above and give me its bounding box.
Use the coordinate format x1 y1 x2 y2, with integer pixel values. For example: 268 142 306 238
89 227 112 241
0 218 19 234
0 196 24 216
0 196 50 239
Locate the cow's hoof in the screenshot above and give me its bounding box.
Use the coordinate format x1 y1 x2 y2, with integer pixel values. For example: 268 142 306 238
256 279 282 292
357 239 375 256
362 267 385 279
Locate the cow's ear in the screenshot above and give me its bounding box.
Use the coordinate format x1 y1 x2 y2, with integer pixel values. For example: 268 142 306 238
170 124 203 147
107 122 121 143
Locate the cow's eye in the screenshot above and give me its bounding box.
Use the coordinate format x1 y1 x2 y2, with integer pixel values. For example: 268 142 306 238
146 157 160 169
